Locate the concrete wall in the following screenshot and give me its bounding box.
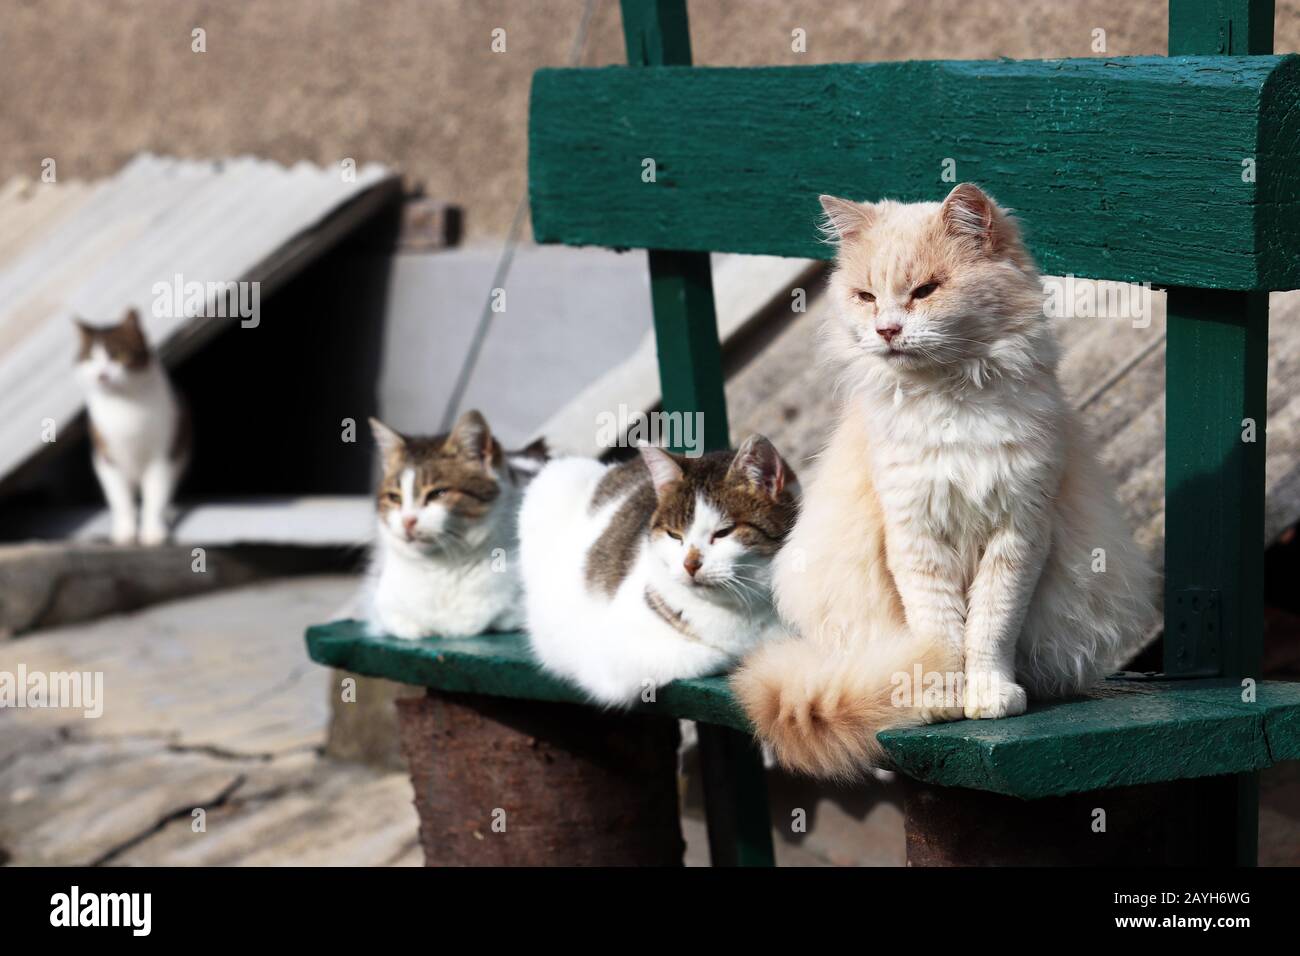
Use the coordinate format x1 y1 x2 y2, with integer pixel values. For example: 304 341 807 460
8 0 1297 242
371 244 652 446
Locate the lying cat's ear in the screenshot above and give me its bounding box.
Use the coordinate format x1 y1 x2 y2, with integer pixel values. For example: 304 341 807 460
448 409 499 469
73 317 96 340
638 444 683 495
506 437 549 479
121 308 142 332
369 417 406 458
818 195 874 242
729 434 791 500
940 183 1020 255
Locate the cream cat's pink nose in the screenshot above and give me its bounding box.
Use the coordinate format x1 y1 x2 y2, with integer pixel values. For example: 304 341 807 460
683 550 702 578
402 515 417 533
877 324 901 343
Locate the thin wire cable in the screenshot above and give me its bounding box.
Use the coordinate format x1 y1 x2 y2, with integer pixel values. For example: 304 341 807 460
439 0 599 431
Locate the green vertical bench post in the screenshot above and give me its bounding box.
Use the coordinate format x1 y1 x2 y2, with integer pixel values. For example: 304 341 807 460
1165 0 1273 867
620 0 776 869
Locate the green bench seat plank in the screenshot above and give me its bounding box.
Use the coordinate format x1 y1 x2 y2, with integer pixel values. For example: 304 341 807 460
306 620 750 731
305 621 1300 800
878 679 1300 799
529 54 1300 290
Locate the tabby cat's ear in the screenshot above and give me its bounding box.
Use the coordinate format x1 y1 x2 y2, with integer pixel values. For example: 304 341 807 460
729 434 790 500
368 417 407 458
73 317 96 340
940 183 1020 255
638 444 683 496
121 308 142 331
818 194 874 242
448 409 499 469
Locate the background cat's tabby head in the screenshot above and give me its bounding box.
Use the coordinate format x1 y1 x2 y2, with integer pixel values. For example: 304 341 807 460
370 410 541 554
74 309 152 389
819 182 1051 384
640 435 798 599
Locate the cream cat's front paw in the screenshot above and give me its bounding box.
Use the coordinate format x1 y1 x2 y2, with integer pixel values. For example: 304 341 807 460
963 672 1027 720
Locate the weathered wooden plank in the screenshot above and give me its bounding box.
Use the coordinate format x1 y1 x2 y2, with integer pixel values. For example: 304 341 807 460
878 679 1300 799
303 621 1300 799
305 621 752 730
529 55 1300 290
1164 290 1268 679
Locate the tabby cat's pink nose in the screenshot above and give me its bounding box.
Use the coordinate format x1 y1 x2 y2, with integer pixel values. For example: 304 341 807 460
684 550 702 578
877 324 901 343
402 516 417 533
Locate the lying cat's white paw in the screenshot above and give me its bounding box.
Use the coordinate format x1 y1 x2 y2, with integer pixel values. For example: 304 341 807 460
382 613 432 641
919 704 965 724
111 525 137 546
963 674 1028 720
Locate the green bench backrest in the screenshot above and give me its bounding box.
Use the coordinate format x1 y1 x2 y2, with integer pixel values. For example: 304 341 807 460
526 0 1289 683
531 55 1300 290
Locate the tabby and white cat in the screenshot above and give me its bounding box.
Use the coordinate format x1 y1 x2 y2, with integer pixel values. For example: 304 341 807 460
734 183 1156 778
362 410 544 640
520 436 798 706
73 309 189 546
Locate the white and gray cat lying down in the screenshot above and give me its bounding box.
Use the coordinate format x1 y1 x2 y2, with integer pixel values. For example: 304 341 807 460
362 183 1157 779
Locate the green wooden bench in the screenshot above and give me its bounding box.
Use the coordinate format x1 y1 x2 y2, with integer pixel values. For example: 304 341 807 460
307 0 1300 865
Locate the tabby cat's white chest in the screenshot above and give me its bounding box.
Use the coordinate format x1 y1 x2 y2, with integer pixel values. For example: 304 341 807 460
367 534 521 640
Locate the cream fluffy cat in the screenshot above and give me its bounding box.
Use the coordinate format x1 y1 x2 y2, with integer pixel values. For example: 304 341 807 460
521 437 798 706
74 310 189 546
362 411 544 640
733 183 1156 778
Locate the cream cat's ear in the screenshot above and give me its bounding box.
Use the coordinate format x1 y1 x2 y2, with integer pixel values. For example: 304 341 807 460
818 194 874 242
638 444 683 495
368 417 406 458
729 434 791 499
940 183 1020 254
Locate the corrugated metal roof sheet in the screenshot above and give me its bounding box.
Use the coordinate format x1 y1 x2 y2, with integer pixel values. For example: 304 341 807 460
0 154 399 489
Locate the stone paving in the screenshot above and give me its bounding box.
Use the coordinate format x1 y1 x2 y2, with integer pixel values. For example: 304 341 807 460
0 575 421 866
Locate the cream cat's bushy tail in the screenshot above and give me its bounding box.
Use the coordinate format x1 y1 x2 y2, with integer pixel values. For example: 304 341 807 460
733 630 960 780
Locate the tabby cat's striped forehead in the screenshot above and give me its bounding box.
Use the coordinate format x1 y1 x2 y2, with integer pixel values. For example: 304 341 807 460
378 431 501 500
651 449 797 552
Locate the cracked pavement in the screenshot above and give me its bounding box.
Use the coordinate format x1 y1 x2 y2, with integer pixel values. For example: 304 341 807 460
0 575 420 866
